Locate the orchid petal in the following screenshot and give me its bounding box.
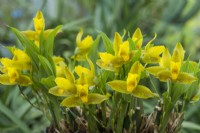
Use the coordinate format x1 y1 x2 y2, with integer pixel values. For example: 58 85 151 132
87 94 108 105
132 28 143 49
60 96 82 107
132 85 157 99
113 32 122 55
107 80 129 94
177 72 197 84
33 10 45 34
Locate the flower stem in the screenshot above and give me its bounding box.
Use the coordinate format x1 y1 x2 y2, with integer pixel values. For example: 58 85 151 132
159 80 174 133
159 104 174 133
116 98 128 133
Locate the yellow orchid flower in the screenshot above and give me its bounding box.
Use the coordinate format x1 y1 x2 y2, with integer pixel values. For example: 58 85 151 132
0 65 31 86
96 51 124 72
114 33 131 62
97 32 131 72
53 56 67 77
49 65 108 107
127 73 139 92
159 48 171 69
146 43 197 84
7 68 19 83
142 45 165 63
75 58 95 86
76 84 89 103
33 11 45 34
141 34 165 63
49 66 77 96
21 11 59 47
1 48 31 71
118 41 130 61
49 77 77 96
0 72 32 86
74 29 94 61
0 47 32 86
107 61 157 99
12 47 30 61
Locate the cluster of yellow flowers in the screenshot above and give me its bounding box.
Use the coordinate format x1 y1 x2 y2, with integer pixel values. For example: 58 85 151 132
0 10 198 109
0 47 32 86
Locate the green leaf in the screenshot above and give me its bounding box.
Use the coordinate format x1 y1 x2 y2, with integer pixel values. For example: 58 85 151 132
62 17 92 30
88 35 101 61
171 82 191 102
100 32 114 54
87 94 108 105
60 96 82 107
41 76 56 88
132 85 157 99
38 55 55 76
130 50 141 63
183 121 200 131
10 27 40 70
107 80 129 94
128 38 136 50
46 54 56 77
181 60 199 73
187 82 200 102
0 101 31 133
43 25 62 57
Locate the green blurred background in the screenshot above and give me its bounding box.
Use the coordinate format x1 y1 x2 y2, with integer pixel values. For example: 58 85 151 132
0 0 200 132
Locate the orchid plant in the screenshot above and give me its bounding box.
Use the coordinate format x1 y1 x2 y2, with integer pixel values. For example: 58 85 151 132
1 11 200 133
